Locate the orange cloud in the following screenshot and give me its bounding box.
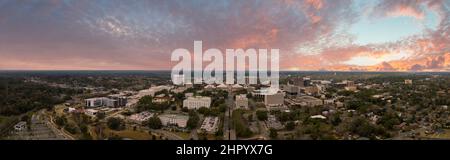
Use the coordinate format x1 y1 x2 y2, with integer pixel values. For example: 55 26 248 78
305 0 324 10
386 5 425 19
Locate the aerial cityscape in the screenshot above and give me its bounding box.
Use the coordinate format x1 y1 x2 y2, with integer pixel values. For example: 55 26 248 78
0 0 449 141
1 71 449 140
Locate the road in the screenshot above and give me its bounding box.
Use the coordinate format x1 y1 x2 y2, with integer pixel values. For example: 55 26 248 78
190 130 199 140
150 129 184 140
224 88 237 140
105 109 127 119
44 110 76 140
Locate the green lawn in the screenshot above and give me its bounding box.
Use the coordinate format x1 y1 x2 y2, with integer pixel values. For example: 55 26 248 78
174 132 191 140
0 116 15 134
0 116 5 124
0 116 11 126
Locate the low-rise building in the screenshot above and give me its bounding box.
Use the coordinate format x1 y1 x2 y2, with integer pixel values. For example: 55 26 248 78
232 84 244 91
64 107 77 113
344 86 357 91
264 92 285 107
183 96 212 110
284 85 300 96
137 85 173 98
84 109 99 117
266 115 284 130
245 86 255 93
153 94 171 103
159 114 189 128
252 87 278 98
217 84 228 90
405 79 413 85
235 94 249 109
85 97 107 108
290 76 305 87
200 117 219 134
185 83 194 89
172 87 187 94
310 115 327 119
184 93 194 98
204 84 216 91
108 94 128 106
286 96 323 107
304 86 320 95
324 99 335 105
85 96 127 108
128 111 154 124
336 101 344 108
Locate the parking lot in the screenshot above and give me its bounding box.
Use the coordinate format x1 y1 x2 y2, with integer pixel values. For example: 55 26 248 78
6 112 68 140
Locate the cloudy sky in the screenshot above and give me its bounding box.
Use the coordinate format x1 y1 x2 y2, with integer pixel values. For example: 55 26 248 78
0 0 449 71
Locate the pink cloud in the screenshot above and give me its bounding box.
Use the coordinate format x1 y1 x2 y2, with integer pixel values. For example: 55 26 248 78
386 5 425 20
304 0 324 10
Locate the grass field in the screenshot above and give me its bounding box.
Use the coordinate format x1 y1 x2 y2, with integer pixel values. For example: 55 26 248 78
426 129 450 139
104 128 153 140
0 116 5 124
0 116 13 127
174 131 191 140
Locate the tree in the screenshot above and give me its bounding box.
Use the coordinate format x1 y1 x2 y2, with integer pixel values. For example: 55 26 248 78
187 111 200 129
347 117 388 139
148 116 162 129
248 114 254 122
55 116 67 127
137 96 153 112
218 104 227 113
64 123 79 134
81 132 93 140
96 112 106 120
277 112 294 122
108 135 123 140
0 78 75 116
21 115 30 122
107 117 125 131
198 107 210 115
269 128 278 139
329 114 342 126
79 124 88 134
379 112 401 130
63 95 72 101
285 121 295 131
232 110 253 138
256 110 268 121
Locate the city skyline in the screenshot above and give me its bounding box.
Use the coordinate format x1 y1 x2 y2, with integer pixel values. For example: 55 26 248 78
0 0 449 71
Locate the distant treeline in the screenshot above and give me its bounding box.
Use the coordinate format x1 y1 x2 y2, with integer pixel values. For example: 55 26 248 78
0 78 81 116
0 70 172 78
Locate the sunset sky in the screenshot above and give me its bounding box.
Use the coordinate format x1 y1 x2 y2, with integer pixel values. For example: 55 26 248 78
0 0 449 71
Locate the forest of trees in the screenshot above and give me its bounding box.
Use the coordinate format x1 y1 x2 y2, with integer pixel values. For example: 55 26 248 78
0 78 82 116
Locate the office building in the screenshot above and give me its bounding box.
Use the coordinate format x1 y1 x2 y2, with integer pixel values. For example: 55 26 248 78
264 92 285 107
183 96 212 109
284 85 300 96
159 114 189 128
85 96 127 108
235 94 249 109
405 79 413 85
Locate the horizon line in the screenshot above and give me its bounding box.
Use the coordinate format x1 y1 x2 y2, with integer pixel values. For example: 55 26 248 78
0 69 449 73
